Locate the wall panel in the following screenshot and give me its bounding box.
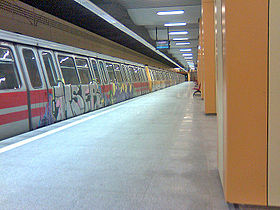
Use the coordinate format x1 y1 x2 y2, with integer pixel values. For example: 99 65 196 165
268 0 280 206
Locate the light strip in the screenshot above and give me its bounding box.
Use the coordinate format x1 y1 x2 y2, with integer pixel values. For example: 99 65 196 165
182 53 193 56
180 49 192 52
176 42 191 45
164 22 186 27
173 37 189 41
157 10 184 16
169 31 188 35
74 0 185 70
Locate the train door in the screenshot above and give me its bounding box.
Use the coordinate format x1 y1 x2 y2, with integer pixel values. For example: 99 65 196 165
17 45 49 130
123 65 133 99
113 63 124 102
55 53 83 118
74 56 96 113
149 69 155 92
89 58 102 109
0 43 29 140
127 66 136 97
141 67 148 94
134 66 141 96
38 50 66 122
138 67 145 94
120 64 129 100
98 60 111 106
105 62 117 104
144 66 152 93
138 67 145 95
135 67 142 95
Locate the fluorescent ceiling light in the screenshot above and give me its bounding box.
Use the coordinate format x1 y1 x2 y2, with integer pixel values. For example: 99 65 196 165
180 49 192 52
157 10 184 16
185 57 193 60
182 53 193 56
175 42 191 45
164 22 187 27
173 37 189 41
169 31 188 35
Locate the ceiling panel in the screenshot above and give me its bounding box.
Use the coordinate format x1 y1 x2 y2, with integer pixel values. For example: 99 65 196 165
148 28 199 40
117 0 201 9
127 6 201 26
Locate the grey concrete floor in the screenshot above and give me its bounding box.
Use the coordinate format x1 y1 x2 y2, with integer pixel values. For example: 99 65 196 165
0 82 229 210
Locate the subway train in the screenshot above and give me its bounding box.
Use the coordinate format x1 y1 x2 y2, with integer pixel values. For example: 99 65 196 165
0 29 185 141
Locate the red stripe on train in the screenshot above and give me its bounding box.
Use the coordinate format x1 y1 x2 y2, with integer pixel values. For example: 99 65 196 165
31 107 46 118
0 110 28 125
0 89 50 110
101 84 112 92
30 89 49 104
0 91 28 109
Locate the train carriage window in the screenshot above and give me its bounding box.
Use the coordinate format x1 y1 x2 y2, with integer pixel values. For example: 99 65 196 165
149 70 154 81
140 68 145 81
158 72 162 80
124 66 132 82
75 58 92 84
113 64 123 82
128 67 136 82
135 67 142 81
153 71 156 80
91 60 101 84
0 47 21 90
141 68 147 81
151 70 155 80
42 52 57 86
22 49 42 88
120 65 127 82
154 71 158 80
137 67 142 81
98 61 108 84
133 67 138 81
58 55 80 85
106 63 116 83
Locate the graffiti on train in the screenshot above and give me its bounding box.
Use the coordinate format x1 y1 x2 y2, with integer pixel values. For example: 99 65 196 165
36 82 101 127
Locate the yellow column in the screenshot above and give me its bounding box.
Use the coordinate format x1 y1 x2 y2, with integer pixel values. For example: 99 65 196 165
198 18 205 99
220 0 268 205
202 0 216 114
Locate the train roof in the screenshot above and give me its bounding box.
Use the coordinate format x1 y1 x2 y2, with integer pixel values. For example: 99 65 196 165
0 29 147 68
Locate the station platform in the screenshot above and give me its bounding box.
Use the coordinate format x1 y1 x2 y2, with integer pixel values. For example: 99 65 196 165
0 82 228 209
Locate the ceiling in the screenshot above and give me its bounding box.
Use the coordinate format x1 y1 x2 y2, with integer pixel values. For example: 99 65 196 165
124 2 201 69
20 0 201 69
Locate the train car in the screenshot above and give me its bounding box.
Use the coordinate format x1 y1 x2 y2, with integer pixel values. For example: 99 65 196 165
0 29 185 140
